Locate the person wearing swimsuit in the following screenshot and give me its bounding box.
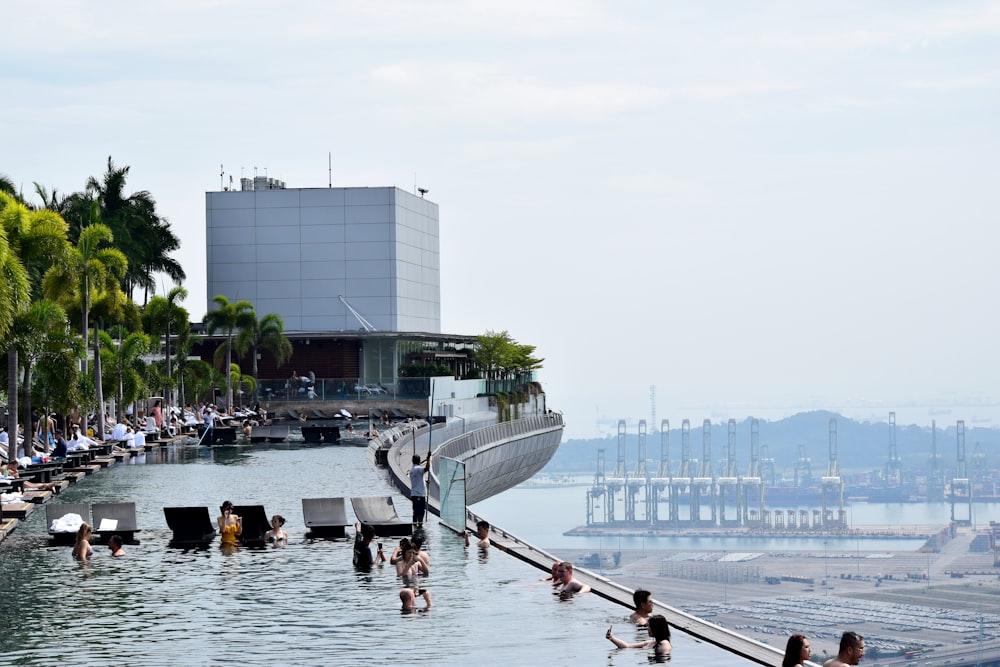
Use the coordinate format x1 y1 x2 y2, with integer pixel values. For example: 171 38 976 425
218 500 242 546
265 515 288 544
72 523 94 562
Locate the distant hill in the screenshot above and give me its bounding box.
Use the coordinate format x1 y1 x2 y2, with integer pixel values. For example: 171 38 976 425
546 410 1000 475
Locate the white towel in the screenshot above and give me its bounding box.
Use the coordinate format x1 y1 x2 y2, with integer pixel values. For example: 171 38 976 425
50 512 84 532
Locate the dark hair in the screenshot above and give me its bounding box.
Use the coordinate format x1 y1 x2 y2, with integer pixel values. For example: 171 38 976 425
109 535 124 549
648 615 670 643
839 631 863 654
220 500 234 513
361 523 375 540
633 588 651 609
412 454 421 465
271 515 285 526
783 634 807 667
476 519 490 532
410 535 423 550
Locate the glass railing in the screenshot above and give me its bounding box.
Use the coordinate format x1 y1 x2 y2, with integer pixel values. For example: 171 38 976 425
255 376 435 401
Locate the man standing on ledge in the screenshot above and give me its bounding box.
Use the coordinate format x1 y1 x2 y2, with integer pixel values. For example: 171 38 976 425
825 631 865 667
409 454 431 524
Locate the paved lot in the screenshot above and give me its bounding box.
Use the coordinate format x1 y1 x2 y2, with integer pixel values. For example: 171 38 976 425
558 529 1000 664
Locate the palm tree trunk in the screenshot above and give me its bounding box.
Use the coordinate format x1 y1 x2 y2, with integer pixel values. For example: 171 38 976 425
20 363 33 452
165 319 171 411
225 332 233 410
7 349 18 457
80 278 89 438
95 320 106 440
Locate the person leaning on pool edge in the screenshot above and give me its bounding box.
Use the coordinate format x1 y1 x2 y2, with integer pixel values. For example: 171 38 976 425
783 633 811 667
824 631 864 667
629 588 653 626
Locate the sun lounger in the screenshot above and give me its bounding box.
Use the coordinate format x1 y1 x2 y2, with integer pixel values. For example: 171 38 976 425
210 427 237 445
249 426 271 443
311 409 331 419
92 502 140 544
286 408 302 420
164 506 217 546
46 502 90 544
266 425 289 442
232 505 269 547
302 497 350 538
301 425 323 443
350 496 412 537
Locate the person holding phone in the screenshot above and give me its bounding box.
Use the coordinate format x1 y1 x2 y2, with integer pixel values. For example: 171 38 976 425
606 615 671 656
218 500 242 546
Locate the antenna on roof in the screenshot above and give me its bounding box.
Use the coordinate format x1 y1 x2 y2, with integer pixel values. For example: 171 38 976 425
329 152 332 188
220 164 224 191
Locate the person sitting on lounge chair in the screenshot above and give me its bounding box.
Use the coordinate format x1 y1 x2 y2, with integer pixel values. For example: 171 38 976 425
5 460 61 493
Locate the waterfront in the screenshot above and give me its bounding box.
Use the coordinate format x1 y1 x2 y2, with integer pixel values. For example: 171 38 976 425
475 480 1000 665
0 443 746 666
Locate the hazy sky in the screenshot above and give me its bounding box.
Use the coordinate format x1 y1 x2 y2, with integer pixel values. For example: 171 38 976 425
4 1 999 439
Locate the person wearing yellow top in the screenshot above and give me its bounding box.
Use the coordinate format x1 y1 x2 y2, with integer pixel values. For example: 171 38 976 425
218 500 242 546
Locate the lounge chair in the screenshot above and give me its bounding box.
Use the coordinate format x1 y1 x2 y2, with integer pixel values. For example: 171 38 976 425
232 504 269 547
301 425 323 443
311 409 331 419
266 425 289 442
286 408 302 420
92 502 141 544
46 502 90 544
249 425 271 443
301 497 350 538
350 496 412 537
164 506 217 546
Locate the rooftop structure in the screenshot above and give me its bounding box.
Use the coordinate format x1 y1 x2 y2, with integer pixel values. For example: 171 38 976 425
206 180 440 334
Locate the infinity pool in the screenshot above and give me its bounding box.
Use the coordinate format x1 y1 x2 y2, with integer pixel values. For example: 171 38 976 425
0 442 749 665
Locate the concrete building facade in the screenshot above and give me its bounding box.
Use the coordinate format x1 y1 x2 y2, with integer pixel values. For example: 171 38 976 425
206 182 441 334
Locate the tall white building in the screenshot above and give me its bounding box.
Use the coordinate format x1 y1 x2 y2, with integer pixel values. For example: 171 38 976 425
206 180 441 334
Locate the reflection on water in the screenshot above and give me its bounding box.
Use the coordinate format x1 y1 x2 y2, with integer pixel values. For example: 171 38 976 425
0 443 745 666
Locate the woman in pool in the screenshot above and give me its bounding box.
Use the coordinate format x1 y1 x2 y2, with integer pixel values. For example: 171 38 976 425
218 500 242 546
265 515 288 544
606 614 671 656
782 633 811 667
72 522 94 562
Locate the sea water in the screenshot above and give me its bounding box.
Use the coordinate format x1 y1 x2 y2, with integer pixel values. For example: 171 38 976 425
471 481 975 553
0 443 746 666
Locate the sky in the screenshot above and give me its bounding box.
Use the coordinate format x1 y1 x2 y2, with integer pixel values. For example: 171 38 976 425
4 1 1000 439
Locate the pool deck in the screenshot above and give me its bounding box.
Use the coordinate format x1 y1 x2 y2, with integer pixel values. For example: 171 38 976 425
0 433 189 544
384 432 798 667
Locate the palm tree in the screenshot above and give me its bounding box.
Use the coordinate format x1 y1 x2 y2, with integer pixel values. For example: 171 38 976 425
0 174 22 200
142 285 189 408
43 222 127 438
0 191 64 444
99 328 151 423
12 301 82 428
204 295 255 411
0 217 31 442
234 311 293 392
173 326 201 408
228 363 257 409
86 157 185 303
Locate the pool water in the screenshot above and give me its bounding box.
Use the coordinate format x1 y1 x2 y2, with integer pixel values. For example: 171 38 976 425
0 442 749 665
